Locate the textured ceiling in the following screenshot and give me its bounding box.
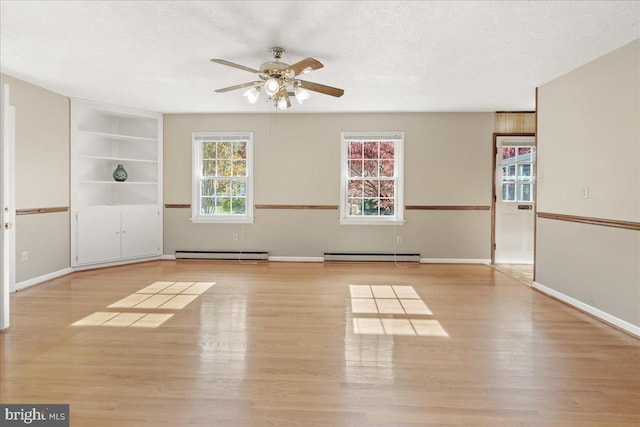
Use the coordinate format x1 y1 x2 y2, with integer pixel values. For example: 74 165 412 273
1 1 638 113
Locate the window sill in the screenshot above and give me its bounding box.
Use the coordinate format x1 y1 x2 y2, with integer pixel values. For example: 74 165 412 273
339 218 405 226
190 216 254 224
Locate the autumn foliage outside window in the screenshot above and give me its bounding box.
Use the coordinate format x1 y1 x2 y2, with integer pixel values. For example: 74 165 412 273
341 133 404 224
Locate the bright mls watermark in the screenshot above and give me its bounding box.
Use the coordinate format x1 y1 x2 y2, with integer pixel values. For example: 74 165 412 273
1 405 69 426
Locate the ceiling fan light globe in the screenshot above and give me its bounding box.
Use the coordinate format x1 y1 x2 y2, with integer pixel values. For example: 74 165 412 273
277 97 288 110
264 78 280 97
294 87 311 104
243 87 260 104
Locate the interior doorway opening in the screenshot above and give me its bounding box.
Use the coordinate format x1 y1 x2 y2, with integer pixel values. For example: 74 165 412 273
491 134 536 268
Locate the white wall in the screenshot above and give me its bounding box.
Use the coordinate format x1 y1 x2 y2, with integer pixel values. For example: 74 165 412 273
0 74 70 283
163 112 494 259
536 39 640 328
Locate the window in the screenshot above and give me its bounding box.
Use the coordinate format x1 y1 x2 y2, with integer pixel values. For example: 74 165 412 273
192 132 253 223
340 132 404 225
501 145 535 202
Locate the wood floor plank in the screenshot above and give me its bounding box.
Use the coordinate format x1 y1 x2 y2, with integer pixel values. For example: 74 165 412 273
1 260 638 426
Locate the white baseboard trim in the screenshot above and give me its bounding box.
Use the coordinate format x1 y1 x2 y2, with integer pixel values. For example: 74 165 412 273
420 258 491 265
72 256 163 271
269 256 324 262
532 281 640 337
161 254 176 260
15 267 74 292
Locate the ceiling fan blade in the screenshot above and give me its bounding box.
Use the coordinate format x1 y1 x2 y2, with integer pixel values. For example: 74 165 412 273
298 80 344 97
214 81 262 93
289 57 324 76
210 59 260 74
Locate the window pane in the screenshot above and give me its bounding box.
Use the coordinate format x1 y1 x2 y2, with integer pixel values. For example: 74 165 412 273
518 183 533 202
363 198 379 215
503 164 516 181
217 197 231 214
202 142 216 159
363 179 379 198
231 180 246 196
502 146 516 162
379 141 394 159
349 160 363 177
202 160 216 177
379 199 394 215
363 142 379 159
201 179 216 197
348 180 363 197
518 164 532 181
201 197 215 215
233 141 246 159
218 160 232 177
231 198 246 214
233 160 246 176
379 160 394 177
502 183 515 201
517 147 533 162
217 141 232 159
348 198 363 215
348 141 363 159
216 179 230 196
380 180 394 198
363 160 378 177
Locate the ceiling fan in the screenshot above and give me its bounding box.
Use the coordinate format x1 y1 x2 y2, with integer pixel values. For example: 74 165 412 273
210 47 344 110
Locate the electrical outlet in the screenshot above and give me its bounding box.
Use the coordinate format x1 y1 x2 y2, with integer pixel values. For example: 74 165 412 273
583 187 590 199
232 233 238 241
21 251 29 262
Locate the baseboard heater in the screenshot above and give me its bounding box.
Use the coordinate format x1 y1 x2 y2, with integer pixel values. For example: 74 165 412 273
323 252 421 263
175 250 269 261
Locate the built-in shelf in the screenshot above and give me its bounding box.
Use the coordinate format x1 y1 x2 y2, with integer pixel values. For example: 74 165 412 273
79 155 158 164
78 129 158 142
71 98 163 268
79 180 157 185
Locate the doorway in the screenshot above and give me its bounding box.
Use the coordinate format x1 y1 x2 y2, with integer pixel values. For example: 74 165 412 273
492 135 536 265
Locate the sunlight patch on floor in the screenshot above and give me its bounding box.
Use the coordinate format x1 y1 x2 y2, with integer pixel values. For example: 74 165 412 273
72 312 174 328
71 281 215 328
349 285 447 337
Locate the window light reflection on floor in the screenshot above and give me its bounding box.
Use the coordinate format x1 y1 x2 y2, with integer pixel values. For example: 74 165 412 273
71 281 215 328
349 285 448 337
72 312 174 328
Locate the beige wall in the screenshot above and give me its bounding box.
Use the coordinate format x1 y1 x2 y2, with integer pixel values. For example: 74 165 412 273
1 74 70 282
536 40 640 327
164 112 494 259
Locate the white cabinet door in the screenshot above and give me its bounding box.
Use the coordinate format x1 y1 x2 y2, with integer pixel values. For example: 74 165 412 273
76 208 121 265
120 206 160 259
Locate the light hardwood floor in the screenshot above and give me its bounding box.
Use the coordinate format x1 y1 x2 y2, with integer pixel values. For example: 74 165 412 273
1 261 638 426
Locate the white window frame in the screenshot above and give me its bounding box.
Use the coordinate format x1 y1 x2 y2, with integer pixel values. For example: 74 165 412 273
191 132 254 224
340 132 405 225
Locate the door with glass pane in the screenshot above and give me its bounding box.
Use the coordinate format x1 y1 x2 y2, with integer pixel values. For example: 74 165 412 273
495 136 535 264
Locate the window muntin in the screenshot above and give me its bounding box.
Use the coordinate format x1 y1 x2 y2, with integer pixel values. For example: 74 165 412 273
192 132 253 223
340 133 404 225
501 145 535 203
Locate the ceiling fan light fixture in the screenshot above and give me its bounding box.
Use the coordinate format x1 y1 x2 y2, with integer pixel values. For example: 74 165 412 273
264 78 280 97
277 96 288 110
294 86 311 104
243 87 260 104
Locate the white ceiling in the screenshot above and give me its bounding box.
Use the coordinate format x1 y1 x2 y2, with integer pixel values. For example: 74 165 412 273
1 1 638 114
